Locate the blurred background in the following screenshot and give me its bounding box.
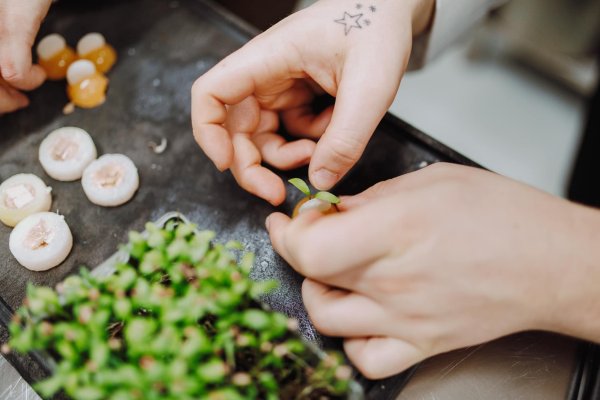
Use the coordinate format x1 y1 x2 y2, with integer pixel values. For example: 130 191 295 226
219 0 599 198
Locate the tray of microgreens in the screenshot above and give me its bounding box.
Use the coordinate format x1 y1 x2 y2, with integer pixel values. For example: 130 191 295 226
6 212 363 399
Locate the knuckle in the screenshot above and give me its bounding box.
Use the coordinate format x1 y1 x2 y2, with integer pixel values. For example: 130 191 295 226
324 132 365 167
294 248 320 277
290 235 323 278
1 63 24 84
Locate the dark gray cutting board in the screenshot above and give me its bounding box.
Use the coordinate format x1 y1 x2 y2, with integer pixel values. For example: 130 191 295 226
0 0 481 396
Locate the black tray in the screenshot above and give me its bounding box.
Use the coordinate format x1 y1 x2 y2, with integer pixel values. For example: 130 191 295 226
2 0 585 399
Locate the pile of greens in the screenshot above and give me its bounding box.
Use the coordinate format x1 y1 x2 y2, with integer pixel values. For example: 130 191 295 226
7 219 352 399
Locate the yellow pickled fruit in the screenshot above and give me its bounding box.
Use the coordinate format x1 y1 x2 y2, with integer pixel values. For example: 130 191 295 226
36 34 77 80
77 33 117 74
66 60 109 109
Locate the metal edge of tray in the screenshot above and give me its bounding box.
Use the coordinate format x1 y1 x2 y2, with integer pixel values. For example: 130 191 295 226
191 0 261 43
380 112 483 168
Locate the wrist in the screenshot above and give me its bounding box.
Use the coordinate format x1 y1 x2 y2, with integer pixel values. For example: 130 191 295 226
537 202 600 342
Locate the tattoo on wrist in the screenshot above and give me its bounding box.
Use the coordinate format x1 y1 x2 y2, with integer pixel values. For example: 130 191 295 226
335 3 376 35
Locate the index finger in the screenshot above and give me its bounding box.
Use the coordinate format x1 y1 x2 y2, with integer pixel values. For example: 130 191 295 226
191 41 291 171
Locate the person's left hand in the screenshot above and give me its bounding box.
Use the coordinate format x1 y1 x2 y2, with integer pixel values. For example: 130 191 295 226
266 162 600 378
191 0 435 205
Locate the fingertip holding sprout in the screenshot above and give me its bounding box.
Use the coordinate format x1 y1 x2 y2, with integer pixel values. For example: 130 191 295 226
296 197 333 215
81 154 139 207
0 174 52 227
9 212 73 271
36 34 77 80
289 178 340 218
77 33 117 74
66 60 109 109
39 127 97 181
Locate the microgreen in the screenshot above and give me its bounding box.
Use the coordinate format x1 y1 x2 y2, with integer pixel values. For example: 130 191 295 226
288 178 341 206
288 178 311 197
7 219 353 399
314 191 341 204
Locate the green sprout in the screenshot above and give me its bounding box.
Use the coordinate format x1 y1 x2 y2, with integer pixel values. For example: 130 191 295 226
288 178 340 205
7 220 354 399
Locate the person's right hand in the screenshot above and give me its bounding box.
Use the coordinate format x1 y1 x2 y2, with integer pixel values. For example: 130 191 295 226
0 0 51 114
192 0 434 205
266 163 600 378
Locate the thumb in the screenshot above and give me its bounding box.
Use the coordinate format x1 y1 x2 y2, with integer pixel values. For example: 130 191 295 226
308 53 401 190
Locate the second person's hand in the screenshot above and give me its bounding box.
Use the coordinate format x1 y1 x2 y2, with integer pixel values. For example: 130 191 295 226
0 0 51 114
192 0 434 205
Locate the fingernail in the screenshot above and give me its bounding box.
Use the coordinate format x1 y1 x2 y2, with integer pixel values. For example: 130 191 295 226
265 215 272 231
312 169 338 190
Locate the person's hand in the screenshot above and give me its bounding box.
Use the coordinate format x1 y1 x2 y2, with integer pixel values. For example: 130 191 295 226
266 163 600 378
0 0 51 114
192 0 434 205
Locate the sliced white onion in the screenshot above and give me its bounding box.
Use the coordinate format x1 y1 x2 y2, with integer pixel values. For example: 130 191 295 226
66 60 97 85
9 212 72 272
77 32 106 56
39 127 97 181
298 198 331 215
36 33 66 60
0 174 52 227
81 154 139 207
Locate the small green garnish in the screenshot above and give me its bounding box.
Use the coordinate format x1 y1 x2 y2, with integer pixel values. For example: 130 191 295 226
314 191 341 205
289 178 341 207
288 178 311 197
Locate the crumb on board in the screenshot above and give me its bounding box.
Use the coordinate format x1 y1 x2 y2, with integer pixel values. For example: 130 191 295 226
148 138 168 154
62 102 75 115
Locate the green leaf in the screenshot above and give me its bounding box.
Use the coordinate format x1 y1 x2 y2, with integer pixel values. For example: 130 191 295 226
207 388 245 400
315 191 341 204
125 318 157 344
197 358 227 383
72 386 105 400
240 309 271 331
288 178 311 197
225 240 243 250
34 375 63 398
250 280 278 299
239 253 255 275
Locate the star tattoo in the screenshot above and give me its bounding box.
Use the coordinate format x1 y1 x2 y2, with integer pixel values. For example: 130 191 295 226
369 5 376 12
356 3 362 9
335 12 363 35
